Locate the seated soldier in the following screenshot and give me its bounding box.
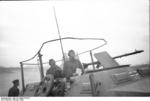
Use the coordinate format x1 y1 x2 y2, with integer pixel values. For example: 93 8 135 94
46 59 63 79
63 50 85 82
46 59 65 96
63 50 85 89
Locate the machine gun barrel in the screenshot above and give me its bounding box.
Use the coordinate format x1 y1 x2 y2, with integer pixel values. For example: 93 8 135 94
83 50 144 69
112 50 144 59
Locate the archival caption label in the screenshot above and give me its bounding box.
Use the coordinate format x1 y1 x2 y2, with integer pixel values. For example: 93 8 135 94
1 97 30 101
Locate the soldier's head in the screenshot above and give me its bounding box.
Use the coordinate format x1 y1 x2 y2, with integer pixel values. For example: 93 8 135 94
68 49 75 58
12 79 19 87
49 59 56 66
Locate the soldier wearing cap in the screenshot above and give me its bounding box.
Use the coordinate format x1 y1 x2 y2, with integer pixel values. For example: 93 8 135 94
8 79 20 96
46 59 63 79
46 59 65 96
63 50 85 82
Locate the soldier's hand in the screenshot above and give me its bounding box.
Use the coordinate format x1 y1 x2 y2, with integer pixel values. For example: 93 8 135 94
81 71 85 75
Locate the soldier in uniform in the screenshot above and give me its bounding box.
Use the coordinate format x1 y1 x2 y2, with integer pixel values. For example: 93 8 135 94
8 79 20 96
46 59 63 79
63 50 85 88
46 59 65 96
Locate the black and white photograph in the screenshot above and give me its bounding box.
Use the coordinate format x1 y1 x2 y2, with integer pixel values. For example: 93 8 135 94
0 0 149 100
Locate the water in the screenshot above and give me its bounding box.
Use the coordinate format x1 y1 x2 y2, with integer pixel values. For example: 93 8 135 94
0 67 48 96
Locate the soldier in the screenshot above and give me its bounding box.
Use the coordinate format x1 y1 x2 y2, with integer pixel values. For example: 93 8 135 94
63 50 85 85
46 59 63 79
8 79 20 96
46 59 65 96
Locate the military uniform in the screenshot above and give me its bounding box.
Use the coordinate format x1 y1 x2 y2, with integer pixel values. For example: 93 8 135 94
8 86 19 96
46 65 63 79
63 59 84 78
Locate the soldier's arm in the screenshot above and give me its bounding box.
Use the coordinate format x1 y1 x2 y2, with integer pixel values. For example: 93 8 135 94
46 69 49 75
78 60 85 74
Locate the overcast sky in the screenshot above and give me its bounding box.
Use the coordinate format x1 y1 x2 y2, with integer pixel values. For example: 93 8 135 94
0 0 149 67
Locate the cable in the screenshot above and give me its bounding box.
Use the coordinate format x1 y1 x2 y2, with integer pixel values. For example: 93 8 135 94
21 37 107 65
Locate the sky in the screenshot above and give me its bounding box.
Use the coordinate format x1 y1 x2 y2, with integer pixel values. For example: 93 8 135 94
0 0 149 67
